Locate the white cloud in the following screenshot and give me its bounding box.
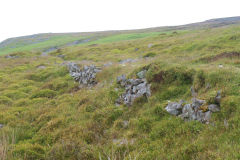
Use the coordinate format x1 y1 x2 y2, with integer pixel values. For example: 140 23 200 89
0 0 239 42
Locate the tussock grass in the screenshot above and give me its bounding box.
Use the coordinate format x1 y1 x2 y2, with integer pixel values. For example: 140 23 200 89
0 24 240 159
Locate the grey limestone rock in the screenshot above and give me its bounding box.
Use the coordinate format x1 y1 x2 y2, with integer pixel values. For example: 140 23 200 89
67 62 101 87
166 88 221 124
116 74 151 106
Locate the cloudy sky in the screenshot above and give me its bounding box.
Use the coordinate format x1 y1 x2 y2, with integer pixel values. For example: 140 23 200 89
0 0 239 42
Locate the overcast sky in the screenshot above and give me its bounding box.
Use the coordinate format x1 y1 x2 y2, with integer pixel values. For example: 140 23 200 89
0 0 239 42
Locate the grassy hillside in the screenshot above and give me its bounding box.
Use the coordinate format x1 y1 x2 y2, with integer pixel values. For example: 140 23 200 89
0 32 168 55
1 21 240 159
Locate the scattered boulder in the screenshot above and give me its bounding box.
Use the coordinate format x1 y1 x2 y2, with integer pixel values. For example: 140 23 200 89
116 74 151 106
67 62 101 87
165 89 221 124
215 90 221 105
148 44 153 48
0 124 3 128
119 58 137 64
103 62 113 67
135 48 139 51
36 65 46 69
219 64 223 68
165 100 184 116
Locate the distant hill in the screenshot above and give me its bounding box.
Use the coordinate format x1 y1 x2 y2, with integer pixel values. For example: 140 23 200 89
1 16 240 55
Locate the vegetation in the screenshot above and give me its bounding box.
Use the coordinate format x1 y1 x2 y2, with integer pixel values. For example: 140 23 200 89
1 22 240 159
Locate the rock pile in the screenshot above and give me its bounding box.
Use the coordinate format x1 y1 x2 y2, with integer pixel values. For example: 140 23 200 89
165 89 221 124
5 55 19 59
67 62 101 87
116 73 151 106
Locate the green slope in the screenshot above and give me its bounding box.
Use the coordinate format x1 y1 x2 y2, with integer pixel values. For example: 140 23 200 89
0 35 86 55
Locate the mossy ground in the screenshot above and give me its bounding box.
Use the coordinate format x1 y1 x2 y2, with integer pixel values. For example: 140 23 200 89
1 24 240 160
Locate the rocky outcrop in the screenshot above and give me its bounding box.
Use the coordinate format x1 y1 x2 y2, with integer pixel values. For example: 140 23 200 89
67 62 101 87
116 72 151 106
41 47 58 56
165 89 221 124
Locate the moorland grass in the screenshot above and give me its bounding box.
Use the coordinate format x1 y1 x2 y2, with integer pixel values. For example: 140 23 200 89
0 24 240 159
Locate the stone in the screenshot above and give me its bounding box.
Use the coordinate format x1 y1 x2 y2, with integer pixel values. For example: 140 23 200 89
148 44 153 48
208 104 220 112
180 104 194 120
215 90 221 105
103 62 113 67
37 65 46 69
137 70 147 79
219 64 223 68
0 124 3 128
165 101 183 116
